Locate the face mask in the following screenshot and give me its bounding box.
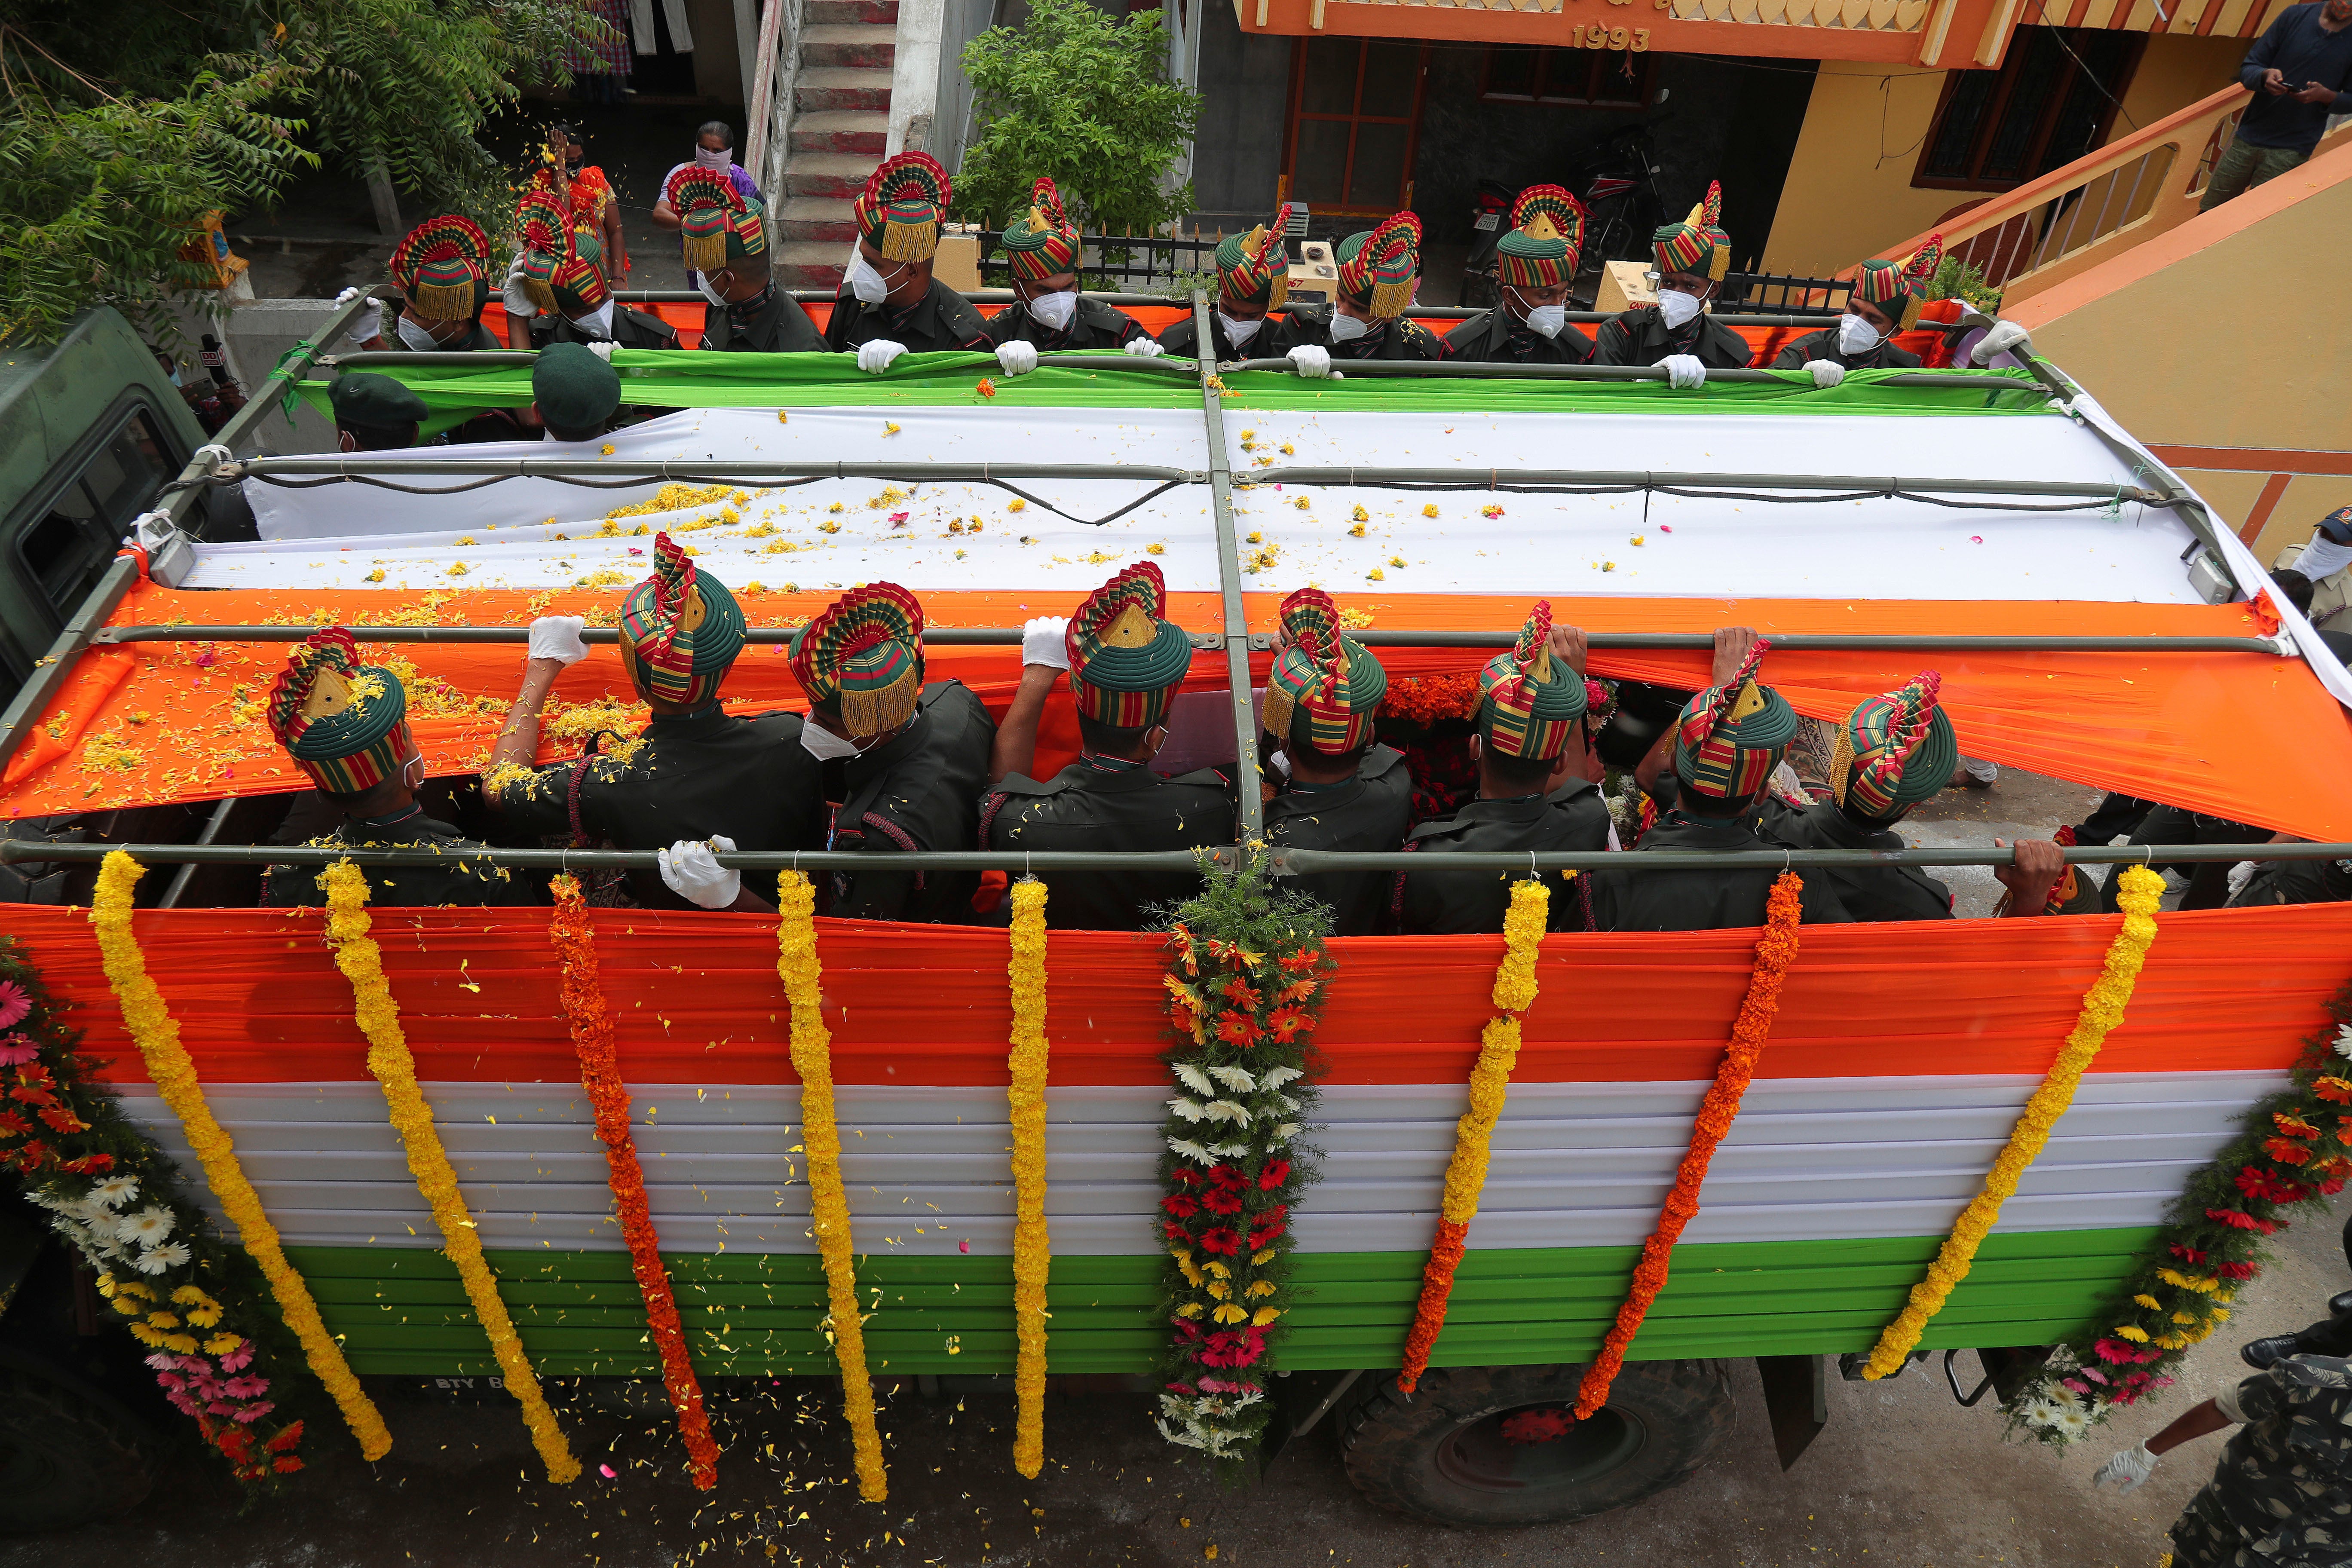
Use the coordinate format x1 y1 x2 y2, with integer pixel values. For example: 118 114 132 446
845 251 894 305
692 145 732 172
1836 312 1882 355
1657 289 1702 330
165 365 184 386
395 313 447 351
1329 310 1369 343
696 275 730 309
1524 303 1567 340
1025 289 1078 331
1216 311 1262 346
571 299 617 340
799 720 868 761
401 750 427 790
2296 536 2352 580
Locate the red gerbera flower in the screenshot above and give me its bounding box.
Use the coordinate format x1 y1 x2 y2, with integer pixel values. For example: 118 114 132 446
1216 1014 1262 1047
1276 980 1317 1004
1267 1005 1311 1044
2168 1243 2207 1263
1200 1188 1244 1216
0 1108 31 1138
1162 1220 1189 1242
2265 1138 2313 1166
1278 948 1317 974
1171 1167 1206 1188
58 1154 113 1175
1248 1205 1289 1250
2215 1260 2258 1280
1198 1226 1243 1256
1258 1158 1292 1191
1161 1193 1200 1219
2207 1206 2278 1234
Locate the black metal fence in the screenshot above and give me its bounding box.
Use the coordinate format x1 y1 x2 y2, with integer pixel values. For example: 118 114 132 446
970 229 1221 289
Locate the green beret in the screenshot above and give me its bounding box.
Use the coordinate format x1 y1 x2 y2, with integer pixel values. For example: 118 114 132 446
329 373 429 430
533 342 621 433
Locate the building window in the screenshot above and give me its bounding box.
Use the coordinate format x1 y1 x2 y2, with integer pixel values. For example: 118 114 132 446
1480 45 1655 109
1283 38 1431 216
1914 26 2143 191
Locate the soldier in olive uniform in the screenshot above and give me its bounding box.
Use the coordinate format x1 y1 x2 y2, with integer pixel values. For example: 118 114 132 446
1753 671 2068 921
343 215 508 357
1445 185 1598 366
1593 180 1750 386
1269 211 1449 374
786 582 995 922
2231 846 2352 907
328 374 429 453
1398 602 1613 935
262 628 534 909
1774 237 1939 388
982 561 1234 930
985 176 1163 380
824 150 995 367
667 167 824 353
1158 204 1292 363
1258 588 1411 936
528 343 626 444
2093 1354 2352 1568
1592 633 1846 930
484 534 826 911
507 189 680 352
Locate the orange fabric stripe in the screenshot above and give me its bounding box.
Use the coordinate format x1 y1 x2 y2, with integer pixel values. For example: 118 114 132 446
13 901 2341 1091
2151 445 2352 477
2239 472 2297 545
9 584 2341 841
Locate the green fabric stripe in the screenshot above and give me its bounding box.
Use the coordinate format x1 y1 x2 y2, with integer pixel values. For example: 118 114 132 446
292 1227 2155 1378
294 354 2053 422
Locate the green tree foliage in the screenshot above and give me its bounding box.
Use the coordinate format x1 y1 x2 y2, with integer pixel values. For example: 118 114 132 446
0 0 610 344
1923 254 2003 313
953 0 1200 241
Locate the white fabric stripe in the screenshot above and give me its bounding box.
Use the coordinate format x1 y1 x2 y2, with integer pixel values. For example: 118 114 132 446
122 1072 2281 1257
209 403 2200 603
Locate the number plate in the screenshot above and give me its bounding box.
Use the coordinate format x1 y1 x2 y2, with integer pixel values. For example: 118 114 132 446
1473 212 1500 231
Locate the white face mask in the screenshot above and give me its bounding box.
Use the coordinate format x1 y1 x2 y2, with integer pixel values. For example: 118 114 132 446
696 275 730 309
1216 311 1262 346
845 250 896 305
2296 536 2352 580
799 720 867 761
1524 303 1567 340
1657 289 1703 330
401 749 427 790
1025 289 1078 331
1328 310 1369 343
1836 312 1882 355
570 299 616 340
395 312 447 351
692 145 732 172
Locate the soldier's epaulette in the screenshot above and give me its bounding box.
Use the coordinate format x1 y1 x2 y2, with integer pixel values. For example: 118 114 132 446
1403 814 1470 846
987 771 1072 799
1360 744 1406 781
1167 766 1234 791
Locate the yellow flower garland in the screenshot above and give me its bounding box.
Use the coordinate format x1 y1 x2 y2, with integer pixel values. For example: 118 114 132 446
1005 878 1052 1480
1862 864 2166 1378
775 870 888 1503
320 863 579 1483
89 852 393 1461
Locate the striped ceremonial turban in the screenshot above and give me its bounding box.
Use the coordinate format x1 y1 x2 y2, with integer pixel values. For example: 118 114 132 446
790 583 926 737
1065 561 1195 729
1476 600 1587 763
853 150 952 263
1264 587 1386 757
1215 205 1293 307
1834 671 1957 819
1671 635 1798 800
666 166 768 274
1336 211 1421 320
618 533 747 707
1651 179 1730 283
266 628 416 794
516 189 609 315
1001 176 1082 282
389 215 492 321
1850 235 1944 331
1495 185 1585 290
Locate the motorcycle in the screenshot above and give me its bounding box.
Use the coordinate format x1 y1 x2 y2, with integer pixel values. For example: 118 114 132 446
1458 120 1670 312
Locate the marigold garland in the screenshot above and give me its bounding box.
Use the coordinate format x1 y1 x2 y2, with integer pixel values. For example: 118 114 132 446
548 875 718 1489
1378 671 1481 729
1005 877 1052 1480
320 862 580 1484
1573 871 1805 1418
1398 878 1551 1394
89 851 391 1461
1862 864 2166 1380
775 870 888 1503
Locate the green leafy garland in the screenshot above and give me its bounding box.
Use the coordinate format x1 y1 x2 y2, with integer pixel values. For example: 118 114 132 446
1152 857 1331 1474
2005 975 2352 1445
0 934 315 1488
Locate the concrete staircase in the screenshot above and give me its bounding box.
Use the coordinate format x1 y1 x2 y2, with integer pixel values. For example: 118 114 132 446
775 0 897 291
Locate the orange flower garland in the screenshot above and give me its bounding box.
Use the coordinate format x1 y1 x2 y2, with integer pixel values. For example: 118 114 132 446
1378 671 1481 729
1573 871 1805 1419
548 876 719 1489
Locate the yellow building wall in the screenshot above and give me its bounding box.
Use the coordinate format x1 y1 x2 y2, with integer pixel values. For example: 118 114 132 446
1758 33 2246 279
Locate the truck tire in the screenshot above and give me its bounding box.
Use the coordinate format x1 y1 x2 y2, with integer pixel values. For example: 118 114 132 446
1339 1360 1734 1528
0 1369 154 1534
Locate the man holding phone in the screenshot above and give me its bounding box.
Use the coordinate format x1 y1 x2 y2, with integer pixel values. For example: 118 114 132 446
2202 0 2352 210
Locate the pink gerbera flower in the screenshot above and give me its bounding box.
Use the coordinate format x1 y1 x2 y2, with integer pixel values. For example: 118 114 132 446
0 1034 36 1067
0 982 29 1030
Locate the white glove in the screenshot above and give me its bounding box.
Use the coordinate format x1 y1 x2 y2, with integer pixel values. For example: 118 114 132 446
1971 320 2033 366
1021 616 1071 671
528 615 589 667
1123 337 1166 358
2091 1442 2156 1493
336 288 383 345
501 254 538 318
1658 354 1706 391
1287 344 1332 379
2228 860 2257 901
856 340 906 374
995 340 1039 377
585 340 616 362
1804 358 1846 389
658 836 740 910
